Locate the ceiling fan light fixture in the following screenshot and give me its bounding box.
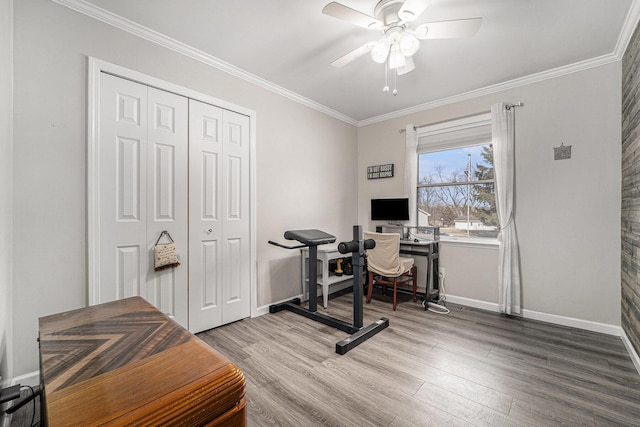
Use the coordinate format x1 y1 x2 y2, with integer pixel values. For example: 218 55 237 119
396 55 415 75
414 23 429 39
321 1 483 96
398 32 420 56
388 43 406 69
370 39 390 64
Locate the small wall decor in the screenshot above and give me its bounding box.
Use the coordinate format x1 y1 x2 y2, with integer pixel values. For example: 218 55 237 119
367 163 394 179
154 230 180 271
554 143 571 160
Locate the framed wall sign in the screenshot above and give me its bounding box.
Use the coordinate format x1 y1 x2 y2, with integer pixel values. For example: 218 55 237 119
367 164 394 179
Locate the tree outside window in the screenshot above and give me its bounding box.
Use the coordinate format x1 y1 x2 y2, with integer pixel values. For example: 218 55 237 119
417 143 498 239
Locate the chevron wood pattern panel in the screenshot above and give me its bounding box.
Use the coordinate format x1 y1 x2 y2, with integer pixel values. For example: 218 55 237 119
38 297 246 426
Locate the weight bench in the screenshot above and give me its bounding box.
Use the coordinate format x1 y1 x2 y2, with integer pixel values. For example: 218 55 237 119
269 226 389 354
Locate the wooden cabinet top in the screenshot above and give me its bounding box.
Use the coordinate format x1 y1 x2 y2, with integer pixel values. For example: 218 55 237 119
39 297 246 426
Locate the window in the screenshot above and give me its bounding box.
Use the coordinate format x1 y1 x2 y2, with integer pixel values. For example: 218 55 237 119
416 115 498 240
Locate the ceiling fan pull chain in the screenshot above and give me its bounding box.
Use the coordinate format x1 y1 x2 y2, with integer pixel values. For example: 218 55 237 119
383 59 390 93
393 70 398 96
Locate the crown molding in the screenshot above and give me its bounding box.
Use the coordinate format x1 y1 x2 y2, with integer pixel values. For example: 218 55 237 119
357 52 621 127
359 0 640 127
50 0 640 128
615 0 640 57
49 0 358 126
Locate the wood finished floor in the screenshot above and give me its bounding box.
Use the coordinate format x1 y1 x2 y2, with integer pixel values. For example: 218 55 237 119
198 292 640 427
9 293 640 426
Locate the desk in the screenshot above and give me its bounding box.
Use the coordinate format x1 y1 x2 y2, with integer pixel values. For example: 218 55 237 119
39 297 246 426
301 244 352 308
399 240 440 308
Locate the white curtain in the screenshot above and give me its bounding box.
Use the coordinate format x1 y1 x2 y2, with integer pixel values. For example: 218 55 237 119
404 124 418 225
491 102 522 315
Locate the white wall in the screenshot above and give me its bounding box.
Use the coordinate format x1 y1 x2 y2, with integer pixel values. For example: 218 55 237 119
358 62 622 327
10 0 623 382
11 0 357 378
438 243 499 306
0 0 13 386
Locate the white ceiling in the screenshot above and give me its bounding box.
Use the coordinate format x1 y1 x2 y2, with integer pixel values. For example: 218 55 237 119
78 0 635 123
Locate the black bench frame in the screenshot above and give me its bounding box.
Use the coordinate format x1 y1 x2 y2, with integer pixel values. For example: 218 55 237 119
269 225 389 354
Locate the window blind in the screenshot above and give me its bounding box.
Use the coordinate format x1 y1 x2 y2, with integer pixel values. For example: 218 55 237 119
417 113 491 153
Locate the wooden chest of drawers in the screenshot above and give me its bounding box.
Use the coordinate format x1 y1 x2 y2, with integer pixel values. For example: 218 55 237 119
38 297 246 426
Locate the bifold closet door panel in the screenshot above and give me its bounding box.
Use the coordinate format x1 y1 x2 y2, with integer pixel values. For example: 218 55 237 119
98 74 189 328
188 99 224 333
146 87 189 327
188 101 251 333
99 74 149 304
221 110 251 325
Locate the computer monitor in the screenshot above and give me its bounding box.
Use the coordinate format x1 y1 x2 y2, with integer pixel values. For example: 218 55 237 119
370 198 410 222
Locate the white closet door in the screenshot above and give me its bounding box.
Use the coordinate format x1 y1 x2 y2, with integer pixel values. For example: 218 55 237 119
99 74 148 303
188 100 223 332
145 87 189 326
97 72 251 333
221 110 251 325
99 74 189 327
188 100 250 332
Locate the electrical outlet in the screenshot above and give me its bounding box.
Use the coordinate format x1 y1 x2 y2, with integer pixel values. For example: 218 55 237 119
438 267 445 278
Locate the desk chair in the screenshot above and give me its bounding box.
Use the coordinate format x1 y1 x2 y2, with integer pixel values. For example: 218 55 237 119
363 231 417 311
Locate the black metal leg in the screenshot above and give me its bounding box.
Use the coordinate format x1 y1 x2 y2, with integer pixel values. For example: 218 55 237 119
336 317 389 354
352 225 363 329
308 245 318 313
432 242 440 291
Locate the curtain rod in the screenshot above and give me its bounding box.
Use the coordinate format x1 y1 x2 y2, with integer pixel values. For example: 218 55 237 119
399 102 524 133
505 101 524 110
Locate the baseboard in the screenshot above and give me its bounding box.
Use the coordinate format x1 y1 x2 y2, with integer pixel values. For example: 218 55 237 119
621 328 640 376
446 294 620 336
520 308 621 336
254 293 304 317
11 371 39 388
253 304 271 317
445 294 500 313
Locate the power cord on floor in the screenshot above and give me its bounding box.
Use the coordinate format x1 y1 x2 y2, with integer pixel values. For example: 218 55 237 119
423 270 450 315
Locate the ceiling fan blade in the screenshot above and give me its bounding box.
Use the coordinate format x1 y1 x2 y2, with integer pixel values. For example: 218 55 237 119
331 41 377 67
414 17 482 40
322 2 383 30
398 0 429 22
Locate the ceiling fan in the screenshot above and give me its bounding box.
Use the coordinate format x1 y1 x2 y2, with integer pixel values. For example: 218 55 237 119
322 0 482 76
